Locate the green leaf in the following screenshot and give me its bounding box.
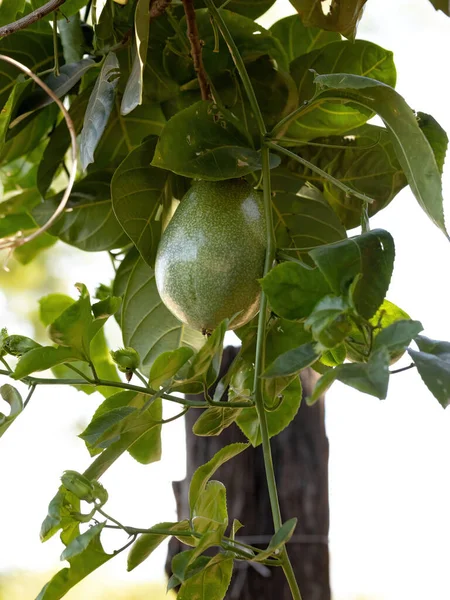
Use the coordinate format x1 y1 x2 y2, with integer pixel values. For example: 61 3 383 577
33 170 130 252
308 347 390 404
192 480 228 537
0 384 23 438
59 0 91 18
0 0 26 26
122 257 204 372
408 337 450 408
271 180 347 257
111 137 168 267
149 347 194 389
151 100 280 180
39 294 75 327
262 343 319 378
121 0 151 115
236 375 302 446
112 247 139 324
40 487 81 545
13 346 82 379
310 229 395 319
127 521 191 571
192 402 242 437
288 40 396 141
0 26 55 110
252 518 297 562
417 112 448 174
80 391 163 463
288 0 368 38
260 261 331 320
196 0 275 19
305 295 352 349
3 335 41 356
37 84 92 195
177 555 234 600
313 73 448 237
372 320 423 355
270 15 341 62
36 523 115 600
189 443 249 514
58 13 85 64
80 52 121 170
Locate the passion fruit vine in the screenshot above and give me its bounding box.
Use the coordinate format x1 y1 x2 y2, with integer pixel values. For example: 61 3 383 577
155 179 266 333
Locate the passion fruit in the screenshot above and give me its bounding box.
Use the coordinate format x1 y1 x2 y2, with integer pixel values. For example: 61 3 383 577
155 179 266 333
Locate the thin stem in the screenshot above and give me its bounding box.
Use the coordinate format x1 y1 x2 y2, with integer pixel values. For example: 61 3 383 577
206 0 266 137
53 12 60 76
0 0 66 38
182 0 211 100
0 357 11 372
390 363 415 375
23 385 36 409
90 362 99 383
65 364 93 383
134 370 149 387
266 141 375 205
278 136 381 151
96 507 128 532
84 0 92 23
271 101 317 139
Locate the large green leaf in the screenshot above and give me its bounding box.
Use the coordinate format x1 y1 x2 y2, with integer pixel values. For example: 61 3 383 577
310 229 395 319
196 0 276 19
177 555 234 600
122 257 204 372
429 0 450 15
80 52 121 170
33 170 130 252
152 100 280 180
288 0 368 38
189 443 249 513
262 343 319 378
408 336 450 408
270 15 341 62
271 178 347 256
313 73 448 237
260 261 331 320
287 40 396 141
0 0 26 26
111 137 168 267
283 125 408 229
0 25 55 109
36 524 115 600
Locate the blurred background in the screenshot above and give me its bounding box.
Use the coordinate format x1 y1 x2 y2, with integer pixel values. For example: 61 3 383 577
1 0 450 598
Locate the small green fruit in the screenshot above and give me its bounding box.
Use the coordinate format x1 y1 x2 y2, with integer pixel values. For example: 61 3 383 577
155 179 266 333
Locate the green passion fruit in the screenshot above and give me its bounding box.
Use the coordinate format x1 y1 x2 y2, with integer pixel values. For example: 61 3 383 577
155 179 267 333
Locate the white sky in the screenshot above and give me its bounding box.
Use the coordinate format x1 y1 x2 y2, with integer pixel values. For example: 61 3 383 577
1 1 450 599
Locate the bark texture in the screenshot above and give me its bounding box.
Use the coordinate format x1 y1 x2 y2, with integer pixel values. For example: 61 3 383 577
166 346 330 600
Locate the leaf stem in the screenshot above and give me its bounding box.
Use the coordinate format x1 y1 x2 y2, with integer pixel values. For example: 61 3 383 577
53 12 60 77
390 363 415 375
206 0 266 137
182 0 211 100
23 384 36 409
266 141 375 205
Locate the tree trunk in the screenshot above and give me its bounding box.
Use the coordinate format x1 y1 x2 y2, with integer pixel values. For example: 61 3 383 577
166 346 330 600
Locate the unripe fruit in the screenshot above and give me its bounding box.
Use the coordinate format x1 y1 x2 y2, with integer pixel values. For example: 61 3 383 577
155 179 266 333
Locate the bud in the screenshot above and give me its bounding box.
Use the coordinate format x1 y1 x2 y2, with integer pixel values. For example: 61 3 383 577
0 328 7 357
61 471 96 503
110 347 140 373
3 335 41 357
95 283 112 301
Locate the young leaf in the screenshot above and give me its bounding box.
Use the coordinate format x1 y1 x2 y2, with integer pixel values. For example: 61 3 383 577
288 0 368 38
251 518 297 562
192 402 242 437
40 487 81 545
310 229 395 319
408 337 450 408
39 294 75 327
192 480 228 537
121 0 151 115
177 554 234 600
127 521 191 571
36 524 115 600
80 52 120 170
149 347 194 389
111 137 168 267
305 295 352 349
236 376 302 446
313 73 448 237
189 443 249 514
270 15 340 62
122 257 204 372
260 261 331 320
372 320 423 354
152 101 280 180
0 385 23 438
262 343 319 378
57 13 85 64
13 346 83 379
